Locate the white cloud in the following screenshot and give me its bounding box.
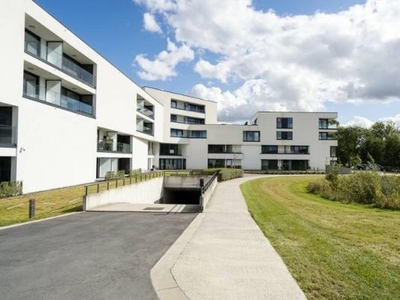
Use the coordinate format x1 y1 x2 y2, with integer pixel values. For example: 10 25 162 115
132 0 176 12
135 39 194 80
342 116 374 128
133 0 400 121
143 13 162 33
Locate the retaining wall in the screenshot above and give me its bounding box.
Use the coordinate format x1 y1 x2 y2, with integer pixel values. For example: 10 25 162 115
84 177 164 210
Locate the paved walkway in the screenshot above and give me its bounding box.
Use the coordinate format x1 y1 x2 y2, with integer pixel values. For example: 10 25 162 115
152 175 307 300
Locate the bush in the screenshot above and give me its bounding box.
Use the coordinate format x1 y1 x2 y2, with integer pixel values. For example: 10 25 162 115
308 171 400 210
0 181 23 198
129 168 142 177
218 168 243 182
105 171 125 181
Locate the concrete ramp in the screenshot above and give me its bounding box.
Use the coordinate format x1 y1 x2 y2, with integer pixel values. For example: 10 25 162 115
88 203 200 213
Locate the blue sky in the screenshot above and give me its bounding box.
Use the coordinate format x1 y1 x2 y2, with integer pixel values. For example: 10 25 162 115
35 0 400 127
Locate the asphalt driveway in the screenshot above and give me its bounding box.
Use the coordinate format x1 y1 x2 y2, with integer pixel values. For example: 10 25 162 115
0 211 197 300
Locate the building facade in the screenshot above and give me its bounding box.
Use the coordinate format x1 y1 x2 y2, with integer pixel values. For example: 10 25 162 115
0 0 337 193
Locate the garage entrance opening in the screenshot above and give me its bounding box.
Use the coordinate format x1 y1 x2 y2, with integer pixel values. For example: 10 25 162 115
162 175 210 205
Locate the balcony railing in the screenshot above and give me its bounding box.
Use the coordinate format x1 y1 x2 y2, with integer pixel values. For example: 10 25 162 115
0 126 17 145
24 40 95 87
136 125 153 136
137 106 154 119
23 84 93 116
97 141 131 153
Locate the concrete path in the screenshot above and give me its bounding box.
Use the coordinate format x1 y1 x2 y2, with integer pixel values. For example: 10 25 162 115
152 175 307 300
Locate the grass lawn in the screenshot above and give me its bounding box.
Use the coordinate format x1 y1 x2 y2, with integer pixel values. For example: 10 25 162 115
241 175 400 300
0 172 163 227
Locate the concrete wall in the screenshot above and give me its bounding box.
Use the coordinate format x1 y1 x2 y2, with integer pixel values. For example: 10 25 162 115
84 177 164 210
201 176 218 210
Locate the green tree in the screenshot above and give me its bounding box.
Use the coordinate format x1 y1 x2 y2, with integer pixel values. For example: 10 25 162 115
336 126 367 166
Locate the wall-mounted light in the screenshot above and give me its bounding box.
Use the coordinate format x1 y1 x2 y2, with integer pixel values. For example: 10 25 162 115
19 147 26 153
28 25 35 30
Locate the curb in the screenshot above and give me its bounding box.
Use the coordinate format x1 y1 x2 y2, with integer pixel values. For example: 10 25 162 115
151 213 205 300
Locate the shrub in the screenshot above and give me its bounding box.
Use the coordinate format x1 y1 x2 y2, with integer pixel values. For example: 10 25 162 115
309 171 400 210
0 181 23 198
218 168 243 182
129 168 142 177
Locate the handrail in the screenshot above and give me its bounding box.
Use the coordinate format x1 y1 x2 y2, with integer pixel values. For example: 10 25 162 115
84 171 163 196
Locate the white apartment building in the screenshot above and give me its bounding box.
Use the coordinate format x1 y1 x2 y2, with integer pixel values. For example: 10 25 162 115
0 0 337 193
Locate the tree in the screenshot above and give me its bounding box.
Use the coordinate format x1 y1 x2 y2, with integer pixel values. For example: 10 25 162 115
336 126 367 166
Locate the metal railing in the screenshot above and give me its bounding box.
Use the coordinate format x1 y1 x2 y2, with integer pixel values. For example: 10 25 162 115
84 171 163 196
136 125 153 135
25 41 95 86
97 141 131 153
23 84 93 115
137 107 154 119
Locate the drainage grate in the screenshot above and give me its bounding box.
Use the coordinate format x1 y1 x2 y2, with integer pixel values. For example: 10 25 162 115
143 207 165 210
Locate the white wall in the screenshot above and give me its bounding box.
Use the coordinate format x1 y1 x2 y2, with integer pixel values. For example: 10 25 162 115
17 100 97 193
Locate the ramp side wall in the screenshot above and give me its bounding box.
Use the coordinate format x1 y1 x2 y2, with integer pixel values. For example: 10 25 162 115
84 177 164 210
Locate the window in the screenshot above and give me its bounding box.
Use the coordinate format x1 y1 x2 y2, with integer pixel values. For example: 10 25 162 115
159 158 186 170
319 132 335 140
170 114 177 122
261 145 278 154
291 146 309 154
330 146 337 157
319 119 337 129
170 129 184 137
277 117 293 129
277 131 292 140
171 100 177 108
208 145 234 153
186 117 205 124
25 29 40 56
243 131 260 142
185 103 205 113
160 144 180 155
23 71 39 98
190 130 207 138
208 159 225 168
261 159 278 170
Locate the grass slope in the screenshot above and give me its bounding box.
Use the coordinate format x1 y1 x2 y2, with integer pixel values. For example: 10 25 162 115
241 175 400 300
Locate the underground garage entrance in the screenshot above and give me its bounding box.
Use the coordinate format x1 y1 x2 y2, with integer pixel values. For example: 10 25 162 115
162 175 211 205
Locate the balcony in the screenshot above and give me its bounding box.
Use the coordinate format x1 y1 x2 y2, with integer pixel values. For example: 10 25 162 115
137 125 153 136
137 106 154 119
23 84 93 116
0 126 17 146
24 39 95 87
97 141 131 153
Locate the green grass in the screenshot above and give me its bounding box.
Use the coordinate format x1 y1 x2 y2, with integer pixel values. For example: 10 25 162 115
241 175 400 300
0 185 84 227
0 172 164 227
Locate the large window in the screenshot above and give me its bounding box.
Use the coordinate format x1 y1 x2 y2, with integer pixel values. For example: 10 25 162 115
159 158 186 170
208 145 233 153
319 132 335 140
0 157 11 182
291 146 309 154
208 159 225 168
25 29 40 56
185 103 205 113
277 131 293 140
277 117 293 129
319 119 337 130
23 71 39 98
171 129 184 137
243 131 260 142
170 114 177 122
190 130 207 138
261 159 278 170
171 100 177 108
186 117 205 124
261 145 278 154
330 146 337 157
160 144 180 155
